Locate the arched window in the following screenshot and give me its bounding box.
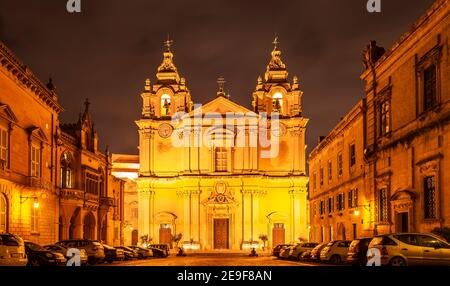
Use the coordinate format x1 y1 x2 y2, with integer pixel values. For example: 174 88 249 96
161 94 171 116
0 193 7 232
60 152 73 188
272 92 283 113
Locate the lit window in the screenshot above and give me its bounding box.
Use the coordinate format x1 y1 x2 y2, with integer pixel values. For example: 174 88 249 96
424 176 436 219
423 64 437 112
0 128 8 168
272 92 283 113
31 205 39 233
31 145 41 177
215 147 227 172
85 173 99 195
328 160 332 182
349 144 356 167
0 194 6 232
161 94 171 116
320 167 324 186
60 153 73 188
378 188 389 222
378 100 390 136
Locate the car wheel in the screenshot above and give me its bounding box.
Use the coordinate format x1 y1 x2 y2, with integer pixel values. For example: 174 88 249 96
107 259 114 264
88 257 97 265
297 253 303 261
389 257 407 266
138 253 144 259
330 255 341 265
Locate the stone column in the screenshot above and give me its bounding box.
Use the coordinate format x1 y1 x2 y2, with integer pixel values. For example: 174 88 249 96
190 190 201 242
138 189 150 241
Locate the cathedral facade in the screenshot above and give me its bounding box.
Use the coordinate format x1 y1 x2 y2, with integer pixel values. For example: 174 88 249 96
136 41 309 250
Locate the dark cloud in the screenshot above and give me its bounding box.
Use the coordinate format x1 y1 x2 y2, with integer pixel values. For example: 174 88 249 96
0 0 436 154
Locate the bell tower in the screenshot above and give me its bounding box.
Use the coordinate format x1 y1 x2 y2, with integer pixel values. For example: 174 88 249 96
252 37 303 118
140 37 193 119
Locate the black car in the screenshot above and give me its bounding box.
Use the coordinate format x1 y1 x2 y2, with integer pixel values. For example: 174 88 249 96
115 246 139 260
103 244 125 263
24 241 66 266
149 247 167 258
150 244 170 257
272 244 293 257
347 237 373 266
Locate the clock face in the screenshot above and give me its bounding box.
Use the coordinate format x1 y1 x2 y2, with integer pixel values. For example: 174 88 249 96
158 123 173 138
271 122 287 137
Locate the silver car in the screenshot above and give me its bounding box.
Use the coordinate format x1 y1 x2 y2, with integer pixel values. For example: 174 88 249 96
368 233 450 266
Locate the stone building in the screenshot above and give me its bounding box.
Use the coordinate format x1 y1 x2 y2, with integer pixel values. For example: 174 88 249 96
57 100 125 246
309 0 449 240
111 153 139 246
0 41 125 246
309 101 367 242
136 40 309 250
0 42 63 245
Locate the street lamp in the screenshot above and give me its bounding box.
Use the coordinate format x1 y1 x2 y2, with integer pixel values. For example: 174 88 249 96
353 203 370 216
20 196 39 208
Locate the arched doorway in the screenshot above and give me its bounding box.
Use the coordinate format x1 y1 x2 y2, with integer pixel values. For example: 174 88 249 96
131 229 139 246
69 207 81 239
83 212 96 240
337 223 346 240
0 193 8 233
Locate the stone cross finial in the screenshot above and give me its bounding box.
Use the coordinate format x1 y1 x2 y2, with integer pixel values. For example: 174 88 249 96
164 34 174 51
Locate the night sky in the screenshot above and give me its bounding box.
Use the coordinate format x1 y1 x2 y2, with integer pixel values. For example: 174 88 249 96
0 0 436 155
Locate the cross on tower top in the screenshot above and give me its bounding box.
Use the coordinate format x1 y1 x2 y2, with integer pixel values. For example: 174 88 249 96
217 76 226 92
272 36 280 50
164 34 174 51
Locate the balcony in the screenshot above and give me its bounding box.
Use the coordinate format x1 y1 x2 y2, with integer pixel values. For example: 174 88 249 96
100 196 115 207
60 188 85 201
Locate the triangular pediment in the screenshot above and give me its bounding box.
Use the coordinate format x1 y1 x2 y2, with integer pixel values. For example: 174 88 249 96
27 126 48 142
0 103 18 124
187 96 257 117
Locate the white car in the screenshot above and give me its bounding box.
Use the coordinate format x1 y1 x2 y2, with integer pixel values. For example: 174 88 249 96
368 233 450 266
0 233 27 266
320 240 351 264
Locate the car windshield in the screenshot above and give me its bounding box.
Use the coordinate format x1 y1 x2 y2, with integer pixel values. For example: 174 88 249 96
26 242 44 251
0 234 23 246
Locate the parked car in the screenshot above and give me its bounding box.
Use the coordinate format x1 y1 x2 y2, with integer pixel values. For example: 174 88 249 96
368 233 450 266
101 244 125 263
115 246 139 260
272 244 293 258
0 233 27 266
320 240 351 264
24 241 66 266
310 243 328 261
279 245 293 259
150 244 170 257
56 239 105 265
347 237 372 266
43 244 88 265
150 247 167 258
300 249 312 260
289 242 319 260
128 246 152 259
